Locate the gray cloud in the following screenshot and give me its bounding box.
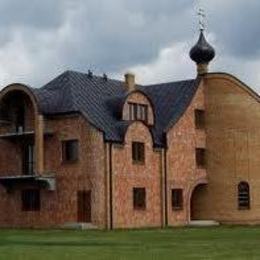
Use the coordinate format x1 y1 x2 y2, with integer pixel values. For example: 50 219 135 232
55 0 194 73
0 0 258 91
204 0 260 58
0 0 68 29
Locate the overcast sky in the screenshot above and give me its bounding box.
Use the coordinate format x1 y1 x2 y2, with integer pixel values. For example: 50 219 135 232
0 0 259 92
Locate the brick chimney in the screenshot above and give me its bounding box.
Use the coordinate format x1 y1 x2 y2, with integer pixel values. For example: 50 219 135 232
124 73 135 92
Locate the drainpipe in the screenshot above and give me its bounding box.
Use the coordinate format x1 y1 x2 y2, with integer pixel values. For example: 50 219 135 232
108 143 113 230
164 147 168 226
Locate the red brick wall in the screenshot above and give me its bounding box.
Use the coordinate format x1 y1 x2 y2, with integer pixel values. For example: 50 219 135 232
166 81 207 225
112 122 162 228
0 115 106 228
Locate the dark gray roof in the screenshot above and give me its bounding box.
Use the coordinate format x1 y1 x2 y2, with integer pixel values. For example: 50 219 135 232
32 70 201 147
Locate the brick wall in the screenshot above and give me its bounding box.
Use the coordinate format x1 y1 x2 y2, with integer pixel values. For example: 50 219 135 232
112 122 162 228
192 74 260 224
166 81 207 225
0 114 106 228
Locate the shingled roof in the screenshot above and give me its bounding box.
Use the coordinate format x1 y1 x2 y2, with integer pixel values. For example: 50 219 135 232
32 70 201 147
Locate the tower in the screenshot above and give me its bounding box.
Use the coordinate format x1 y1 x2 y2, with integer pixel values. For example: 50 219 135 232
189 9 216 75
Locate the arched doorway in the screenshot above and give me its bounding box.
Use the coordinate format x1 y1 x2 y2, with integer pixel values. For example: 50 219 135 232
190 183 207 221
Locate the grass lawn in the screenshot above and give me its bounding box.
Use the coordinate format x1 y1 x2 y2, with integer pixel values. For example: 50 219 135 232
0 226 259 260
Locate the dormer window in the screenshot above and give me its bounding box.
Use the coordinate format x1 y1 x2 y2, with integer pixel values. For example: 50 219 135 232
128 102 148 123
122 92 154 125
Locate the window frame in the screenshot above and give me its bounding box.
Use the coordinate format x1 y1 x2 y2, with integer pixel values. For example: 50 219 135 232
21 189 40 211
133 187 146 210
196 148 206 168
62 139 79 163
132 142 145 164
238 182 250 210
172 189 183 211
139 104 148 122
128 102 148 123
195 109 205 129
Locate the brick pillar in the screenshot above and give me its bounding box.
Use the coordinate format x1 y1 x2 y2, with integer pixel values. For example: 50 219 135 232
35 114 44 175
105 143 110 229
160 148 166 227
105 142 113 230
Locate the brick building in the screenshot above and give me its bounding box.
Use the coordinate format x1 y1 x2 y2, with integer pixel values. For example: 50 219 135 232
0 30 258 229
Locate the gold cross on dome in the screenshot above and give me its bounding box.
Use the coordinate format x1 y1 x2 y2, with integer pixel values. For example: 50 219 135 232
197 8 206 31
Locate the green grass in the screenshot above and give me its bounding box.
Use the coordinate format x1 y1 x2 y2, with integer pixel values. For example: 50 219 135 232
0 226 259 259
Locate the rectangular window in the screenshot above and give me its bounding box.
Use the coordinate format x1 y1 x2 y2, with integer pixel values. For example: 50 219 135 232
196 148 206 168
132 142 145 163
133 103 138 120
133 187 146 210
128 103 138 121
21 189 40 211
195 109 205 129
128 103 148 123
238 182 250 210
62 140 79 162
129 103 134 120
138 104 148 122
172 189 183 210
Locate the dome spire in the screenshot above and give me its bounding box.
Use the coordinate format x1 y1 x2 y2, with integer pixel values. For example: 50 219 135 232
189 8 216 75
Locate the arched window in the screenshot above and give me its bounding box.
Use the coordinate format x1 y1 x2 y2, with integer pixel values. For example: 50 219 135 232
238 182 250 210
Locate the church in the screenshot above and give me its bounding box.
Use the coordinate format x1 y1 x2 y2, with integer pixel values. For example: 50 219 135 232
0 29 258 229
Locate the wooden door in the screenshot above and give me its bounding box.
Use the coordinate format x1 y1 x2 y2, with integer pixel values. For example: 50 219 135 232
77 190 91 223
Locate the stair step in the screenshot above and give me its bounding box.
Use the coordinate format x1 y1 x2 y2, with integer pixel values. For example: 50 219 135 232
189 220 220 227
61 222 99 230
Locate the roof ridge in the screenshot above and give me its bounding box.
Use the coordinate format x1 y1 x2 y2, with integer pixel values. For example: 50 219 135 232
144 78 196 88
64 69 125 85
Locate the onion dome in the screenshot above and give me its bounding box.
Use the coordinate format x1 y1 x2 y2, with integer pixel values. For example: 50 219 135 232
189 30 215 65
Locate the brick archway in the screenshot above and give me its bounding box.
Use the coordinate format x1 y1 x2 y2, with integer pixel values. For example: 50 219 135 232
0 84 44 174
187 178 208 222
190 183 208 220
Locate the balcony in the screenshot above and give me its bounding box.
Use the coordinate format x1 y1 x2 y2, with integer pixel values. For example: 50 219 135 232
0 129 53 141
0 175 56 192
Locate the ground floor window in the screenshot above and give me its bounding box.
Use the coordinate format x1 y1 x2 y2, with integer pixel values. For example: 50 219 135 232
133 187 146 210
172 189 183 210
21 189 40 211
238 182 250 210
